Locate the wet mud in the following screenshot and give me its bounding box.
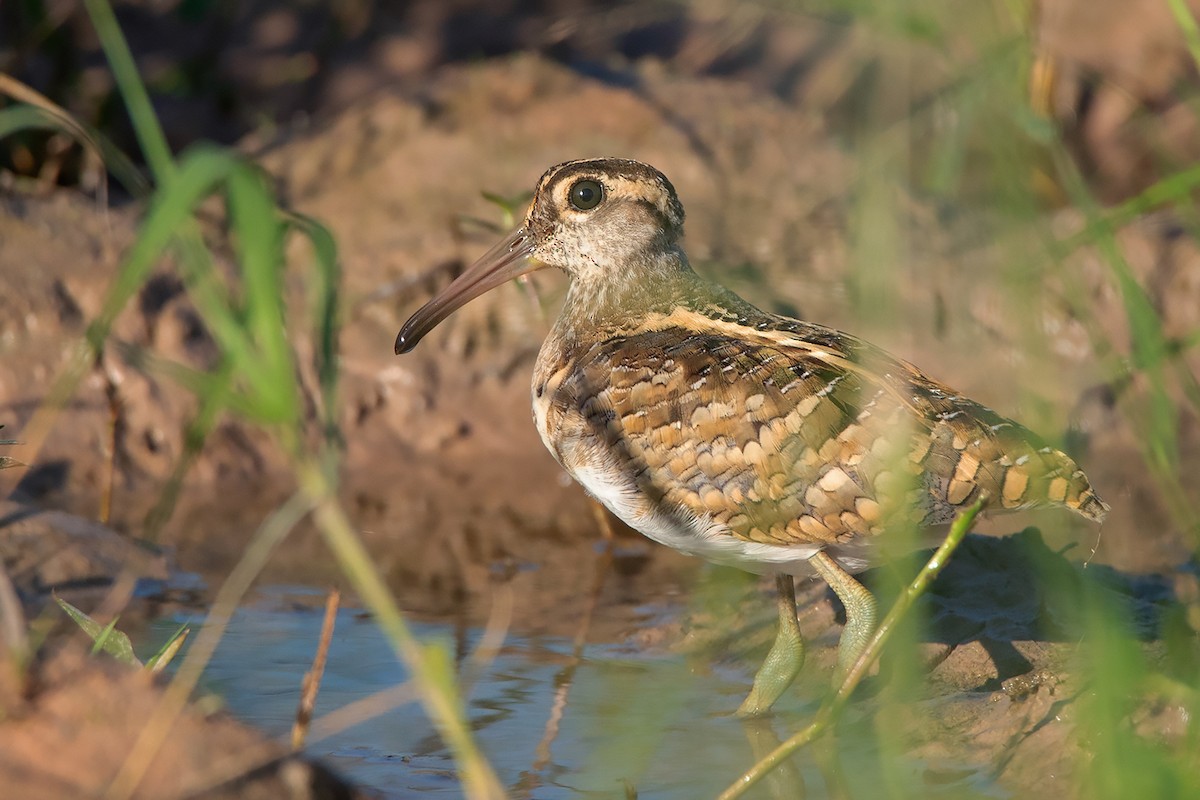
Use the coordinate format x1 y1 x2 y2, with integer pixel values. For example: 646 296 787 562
2 1 1199 797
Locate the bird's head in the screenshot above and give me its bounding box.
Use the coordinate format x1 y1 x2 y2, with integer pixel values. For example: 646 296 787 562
395 157 685 354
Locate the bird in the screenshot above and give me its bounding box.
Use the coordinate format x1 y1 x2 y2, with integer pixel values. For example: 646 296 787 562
394 157 1109 717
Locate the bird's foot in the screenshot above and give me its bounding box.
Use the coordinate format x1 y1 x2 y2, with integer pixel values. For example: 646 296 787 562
736 575 804 717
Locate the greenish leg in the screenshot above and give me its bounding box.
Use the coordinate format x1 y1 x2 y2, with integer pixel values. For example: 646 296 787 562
809 551 878 683
737 574 804 718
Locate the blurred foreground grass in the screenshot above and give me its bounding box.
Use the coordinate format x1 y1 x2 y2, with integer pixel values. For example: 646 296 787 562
2 0 1200 797
800 1 1200 797
1 1 504 797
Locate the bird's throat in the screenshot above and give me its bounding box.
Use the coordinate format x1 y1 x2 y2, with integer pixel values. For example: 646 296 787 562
556 251 724 335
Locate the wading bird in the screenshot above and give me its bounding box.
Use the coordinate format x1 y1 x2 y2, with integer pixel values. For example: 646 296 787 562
395 158 1107 716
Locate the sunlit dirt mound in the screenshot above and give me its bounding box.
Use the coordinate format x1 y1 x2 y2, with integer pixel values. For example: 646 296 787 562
2 53 1198 615
0 644 363 799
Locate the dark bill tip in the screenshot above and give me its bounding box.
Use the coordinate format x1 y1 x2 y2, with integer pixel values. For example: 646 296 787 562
394 227 538 354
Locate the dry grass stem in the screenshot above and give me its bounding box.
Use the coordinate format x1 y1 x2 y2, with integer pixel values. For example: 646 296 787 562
291 589 340 751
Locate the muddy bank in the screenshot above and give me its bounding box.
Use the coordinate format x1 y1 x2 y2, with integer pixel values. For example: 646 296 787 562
3 53 1197 611
0 643 363 799
1 4 1199 797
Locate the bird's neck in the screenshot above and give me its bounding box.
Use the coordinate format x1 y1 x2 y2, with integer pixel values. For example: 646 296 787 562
550 249 763 349
561 247 687 320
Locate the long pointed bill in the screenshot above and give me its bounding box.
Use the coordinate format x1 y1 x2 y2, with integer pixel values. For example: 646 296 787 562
394 226 539 354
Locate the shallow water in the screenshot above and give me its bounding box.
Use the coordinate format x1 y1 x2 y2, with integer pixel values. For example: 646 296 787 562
148 585 1006 799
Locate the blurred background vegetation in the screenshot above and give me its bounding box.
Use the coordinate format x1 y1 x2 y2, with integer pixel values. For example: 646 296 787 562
3 1 1200 798
5 0 1200 199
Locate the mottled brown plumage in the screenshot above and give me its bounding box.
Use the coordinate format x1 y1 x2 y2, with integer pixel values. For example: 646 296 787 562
396 157 1108 715
534 304 1105 554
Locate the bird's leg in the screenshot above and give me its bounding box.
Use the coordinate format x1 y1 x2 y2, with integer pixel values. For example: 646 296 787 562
809 551 877 683
736 574 803 718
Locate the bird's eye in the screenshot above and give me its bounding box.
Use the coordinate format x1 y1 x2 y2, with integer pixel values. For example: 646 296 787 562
568 179 604 211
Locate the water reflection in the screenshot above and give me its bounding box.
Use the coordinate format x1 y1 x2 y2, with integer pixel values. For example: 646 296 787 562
148 586 1001 798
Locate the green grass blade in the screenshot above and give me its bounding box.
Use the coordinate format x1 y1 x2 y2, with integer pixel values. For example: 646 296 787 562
91 617 121 655
86 147 297 427
225 166 297 423
109 342 267 420
85 146 238 350
1167 0 1200 71
1059 165 1200 254
0 105 65 139
80 0 175 184
145 625 189 673
0 80 150 197
56 597 142 667
283 211 342 444
1049 144 1186 488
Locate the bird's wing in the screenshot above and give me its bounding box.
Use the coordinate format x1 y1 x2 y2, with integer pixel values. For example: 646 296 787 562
568 312 1106 547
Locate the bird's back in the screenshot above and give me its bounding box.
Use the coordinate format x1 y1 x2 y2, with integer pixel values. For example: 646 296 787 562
534 293 1107 561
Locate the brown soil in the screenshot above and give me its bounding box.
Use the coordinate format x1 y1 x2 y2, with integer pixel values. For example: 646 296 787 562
0 644 364 799
4 52 1195 604
2 1 1199 797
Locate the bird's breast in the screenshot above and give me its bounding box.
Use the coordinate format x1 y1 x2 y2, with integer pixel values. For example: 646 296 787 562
529 339 874 577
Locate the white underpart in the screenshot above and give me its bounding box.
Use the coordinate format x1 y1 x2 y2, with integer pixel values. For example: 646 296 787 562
569 460 874 579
